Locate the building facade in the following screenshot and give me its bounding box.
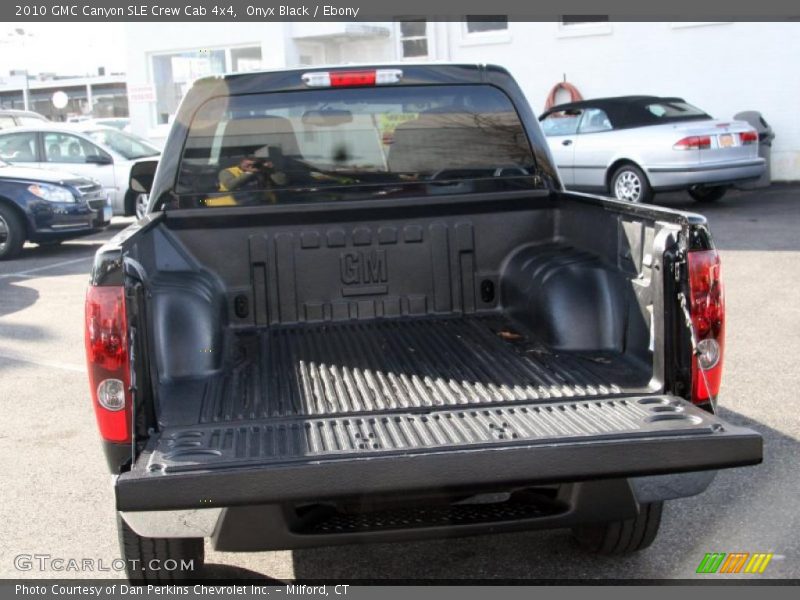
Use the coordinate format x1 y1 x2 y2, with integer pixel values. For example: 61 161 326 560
0 74 128 121
125 21 799 180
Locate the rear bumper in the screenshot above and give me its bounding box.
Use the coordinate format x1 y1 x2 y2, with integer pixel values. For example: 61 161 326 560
115 395 761 515
647 158 766 189
120 471 719 547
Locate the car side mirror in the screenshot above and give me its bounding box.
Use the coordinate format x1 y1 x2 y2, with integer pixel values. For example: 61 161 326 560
130 160 158 194
86 154 113 165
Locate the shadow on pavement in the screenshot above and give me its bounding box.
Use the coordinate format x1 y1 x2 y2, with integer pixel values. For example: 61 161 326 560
202 564 280 581
0 221 132 314
0 260 101 319
0 279 40 318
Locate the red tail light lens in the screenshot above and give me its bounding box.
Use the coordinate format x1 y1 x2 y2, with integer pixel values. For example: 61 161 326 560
687 249 725 404
674 136 711 150
302 69 402 88
330 70 377 87
84 286 131 442
739 130 758 145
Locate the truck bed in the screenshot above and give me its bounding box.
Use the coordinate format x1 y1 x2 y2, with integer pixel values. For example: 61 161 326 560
197 314 647 423
141 313 690 479
111 200 764 518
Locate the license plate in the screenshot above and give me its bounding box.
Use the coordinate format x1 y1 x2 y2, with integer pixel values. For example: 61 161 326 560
719 133 735 148
103 206 112 222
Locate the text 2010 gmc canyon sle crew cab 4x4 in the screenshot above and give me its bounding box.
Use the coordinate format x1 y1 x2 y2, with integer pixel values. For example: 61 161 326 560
84 65 762 581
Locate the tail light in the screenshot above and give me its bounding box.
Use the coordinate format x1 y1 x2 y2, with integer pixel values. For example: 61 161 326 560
687 249 725 404
302 69 403 88
674 136 711 150
739 130 758 145
84 285 131 443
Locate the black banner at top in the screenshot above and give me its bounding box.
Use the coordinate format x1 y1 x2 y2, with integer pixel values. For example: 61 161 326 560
4 0 800 21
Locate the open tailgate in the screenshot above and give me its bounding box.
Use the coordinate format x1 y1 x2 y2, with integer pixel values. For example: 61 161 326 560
116 395 761 512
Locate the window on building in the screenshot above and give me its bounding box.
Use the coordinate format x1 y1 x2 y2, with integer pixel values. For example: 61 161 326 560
398 20 429 58
295 42 326 66
465 17 508 33
558 15 612 38
231 46 262 73
152 49 226 125
561 15 610 25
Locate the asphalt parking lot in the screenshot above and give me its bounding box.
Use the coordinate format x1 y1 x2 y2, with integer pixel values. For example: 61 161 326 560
1 186 798 581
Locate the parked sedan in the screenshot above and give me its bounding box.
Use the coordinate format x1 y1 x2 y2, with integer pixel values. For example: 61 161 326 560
0 125 159 218
0 109 48 131
539 96 766 203
0 160 110 259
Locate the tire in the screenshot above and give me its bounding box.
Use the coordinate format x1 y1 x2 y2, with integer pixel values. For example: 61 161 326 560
0 203 25 260
610 164 654 204
134 194 148 220
117 514 205 583
688 185 728 203
572 501 663 555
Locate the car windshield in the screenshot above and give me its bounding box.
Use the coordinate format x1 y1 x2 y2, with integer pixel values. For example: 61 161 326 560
85 128 160 160
175 84 541 207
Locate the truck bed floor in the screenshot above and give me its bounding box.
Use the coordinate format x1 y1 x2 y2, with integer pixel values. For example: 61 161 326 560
197 314 651 424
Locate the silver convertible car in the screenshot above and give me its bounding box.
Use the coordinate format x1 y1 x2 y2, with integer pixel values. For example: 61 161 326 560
539 96 766 203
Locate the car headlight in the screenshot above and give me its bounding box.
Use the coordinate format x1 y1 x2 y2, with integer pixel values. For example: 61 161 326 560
28 183 76 203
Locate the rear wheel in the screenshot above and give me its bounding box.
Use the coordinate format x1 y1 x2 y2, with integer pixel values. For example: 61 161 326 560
125 191 149 219
572 501 663 555
610 164 653 204
117 514 205 583
0 204 25 260
689 185 728 203
134 194 148 220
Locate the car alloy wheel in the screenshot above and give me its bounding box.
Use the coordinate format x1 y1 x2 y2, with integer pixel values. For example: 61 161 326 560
0 214 9 253
135 194 148 220
614 170 642 202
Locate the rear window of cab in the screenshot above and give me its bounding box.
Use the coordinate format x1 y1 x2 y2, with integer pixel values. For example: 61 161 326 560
175 84 543 207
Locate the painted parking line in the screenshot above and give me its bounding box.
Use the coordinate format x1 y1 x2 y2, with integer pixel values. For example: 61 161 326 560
0 256 94 280
0 350 86 373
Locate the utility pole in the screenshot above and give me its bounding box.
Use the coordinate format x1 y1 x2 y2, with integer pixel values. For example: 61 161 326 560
23 68 30 111
4 29 35 111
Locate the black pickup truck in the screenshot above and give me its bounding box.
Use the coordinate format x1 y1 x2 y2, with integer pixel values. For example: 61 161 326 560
84 64 762 581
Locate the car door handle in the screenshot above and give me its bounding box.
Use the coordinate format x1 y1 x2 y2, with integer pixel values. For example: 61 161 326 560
562 139 573 146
